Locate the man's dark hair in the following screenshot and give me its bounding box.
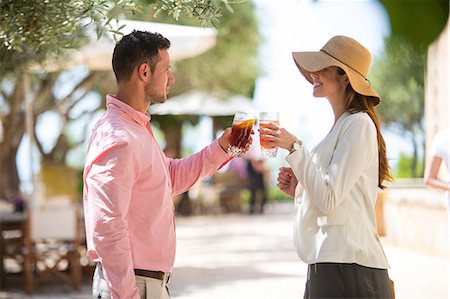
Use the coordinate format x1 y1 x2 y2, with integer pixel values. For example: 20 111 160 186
112 30 170 82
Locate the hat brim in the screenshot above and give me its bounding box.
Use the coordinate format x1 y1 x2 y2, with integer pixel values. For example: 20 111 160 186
292 51 380 105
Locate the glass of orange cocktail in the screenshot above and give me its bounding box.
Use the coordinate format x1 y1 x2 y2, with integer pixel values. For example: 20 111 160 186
227 112 255 158
259 112 280 158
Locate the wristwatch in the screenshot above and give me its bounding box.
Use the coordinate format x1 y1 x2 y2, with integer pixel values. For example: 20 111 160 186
289 140 303 154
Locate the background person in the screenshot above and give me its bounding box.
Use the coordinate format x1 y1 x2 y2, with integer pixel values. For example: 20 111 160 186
245 139 269 214
83 30 244 299
259 35 394 298
424 128 450 211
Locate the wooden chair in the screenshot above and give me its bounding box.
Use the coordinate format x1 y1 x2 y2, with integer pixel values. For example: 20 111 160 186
0 212 27 289
23 203 82 293
212 169 247 213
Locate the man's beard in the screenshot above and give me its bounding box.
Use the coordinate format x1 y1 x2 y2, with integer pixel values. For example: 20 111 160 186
144 82 167 104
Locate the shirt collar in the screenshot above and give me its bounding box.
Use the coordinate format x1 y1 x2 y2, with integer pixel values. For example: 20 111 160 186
106 94 151 126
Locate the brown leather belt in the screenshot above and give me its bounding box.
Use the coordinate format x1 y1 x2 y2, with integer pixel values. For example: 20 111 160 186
134 269 169 281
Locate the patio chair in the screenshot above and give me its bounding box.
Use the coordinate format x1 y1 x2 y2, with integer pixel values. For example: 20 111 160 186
212 169 247 213
23 203 82 293
0 212 27 289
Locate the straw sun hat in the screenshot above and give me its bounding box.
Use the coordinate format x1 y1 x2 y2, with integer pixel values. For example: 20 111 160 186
292 35 380 105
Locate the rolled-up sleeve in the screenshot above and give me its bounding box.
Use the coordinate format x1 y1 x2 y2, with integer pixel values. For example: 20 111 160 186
168 139 231 195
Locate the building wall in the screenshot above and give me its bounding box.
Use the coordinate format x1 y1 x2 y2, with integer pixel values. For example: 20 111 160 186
425 18 449 157
382 186 448 256
382 27 450 257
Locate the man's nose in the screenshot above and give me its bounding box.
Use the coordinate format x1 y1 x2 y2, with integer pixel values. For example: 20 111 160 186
169 72 175 85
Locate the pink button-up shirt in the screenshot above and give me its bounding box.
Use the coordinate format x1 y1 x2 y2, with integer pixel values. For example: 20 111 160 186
83 95 231 298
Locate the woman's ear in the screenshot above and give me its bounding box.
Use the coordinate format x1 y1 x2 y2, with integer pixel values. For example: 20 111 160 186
342 74 350 87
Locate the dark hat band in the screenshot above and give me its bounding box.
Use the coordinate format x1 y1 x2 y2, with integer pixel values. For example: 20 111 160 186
320 49 370 85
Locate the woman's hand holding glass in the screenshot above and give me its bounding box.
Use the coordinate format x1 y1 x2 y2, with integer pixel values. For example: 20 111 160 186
258 122 298 151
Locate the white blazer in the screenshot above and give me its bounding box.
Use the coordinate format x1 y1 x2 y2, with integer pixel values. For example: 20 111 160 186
286 111 389 269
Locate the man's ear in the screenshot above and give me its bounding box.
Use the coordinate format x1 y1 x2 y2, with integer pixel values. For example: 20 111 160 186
138 63 151 81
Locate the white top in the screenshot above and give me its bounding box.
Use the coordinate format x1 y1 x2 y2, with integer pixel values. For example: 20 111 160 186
430 128 450 202
286 112 389 269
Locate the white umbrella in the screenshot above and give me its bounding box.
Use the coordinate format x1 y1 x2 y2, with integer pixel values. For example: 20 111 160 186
35 20 218 71
71 20 218 70
149 90 259 116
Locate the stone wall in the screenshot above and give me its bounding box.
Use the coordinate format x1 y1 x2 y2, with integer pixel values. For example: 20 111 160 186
425 18 449 157
381 181 448 257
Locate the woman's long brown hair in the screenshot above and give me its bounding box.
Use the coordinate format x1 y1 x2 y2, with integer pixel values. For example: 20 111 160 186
338 70 393 189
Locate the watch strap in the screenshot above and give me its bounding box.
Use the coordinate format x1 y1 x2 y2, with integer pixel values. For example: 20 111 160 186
289 140 303 153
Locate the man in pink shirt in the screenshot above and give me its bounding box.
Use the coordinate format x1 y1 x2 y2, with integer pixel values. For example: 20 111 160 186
83 30 241 299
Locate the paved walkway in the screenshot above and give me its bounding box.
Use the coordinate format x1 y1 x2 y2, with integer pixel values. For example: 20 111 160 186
1 202 448 299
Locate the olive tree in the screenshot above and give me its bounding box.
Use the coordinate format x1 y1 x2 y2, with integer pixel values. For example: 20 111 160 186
371 35 426 177
0 0 258 200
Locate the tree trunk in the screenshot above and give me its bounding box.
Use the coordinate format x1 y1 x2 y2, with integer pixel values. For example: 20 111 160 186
0 78 26 200
411 134 418 177
212 117 221 141
164 124 183 158
419 137 425 177
0 142 21 200
212 116 233 140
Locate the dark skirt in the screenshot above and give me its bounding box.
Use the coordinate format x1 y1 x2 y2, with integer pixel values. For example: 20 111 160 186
304 263 394 299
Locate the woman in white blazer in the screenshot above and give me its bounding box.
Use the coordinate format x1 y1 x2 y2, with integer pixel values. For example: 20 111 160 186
259 35 394 298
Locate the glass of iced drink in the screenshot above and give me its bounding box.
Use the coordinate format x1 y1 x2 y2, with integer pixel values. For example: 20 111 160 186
227 112 255 158
259 112 280 158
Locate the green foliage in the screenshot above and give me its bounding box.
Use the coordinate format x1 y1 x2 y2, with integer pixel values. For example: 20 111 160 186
371 35 425 134
371 35 426 132
0 0 236 77
241 187 291 205
393 153 424 178
1 0 89 52
240 188 250 204
380 0 449 49
213 116 234 129
268 187 291 202
170 1 260 98
151 114 200 128
152 0 237 28
0 0 137 76
371 35 426 177
131 1 260 99
0 0 234 54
